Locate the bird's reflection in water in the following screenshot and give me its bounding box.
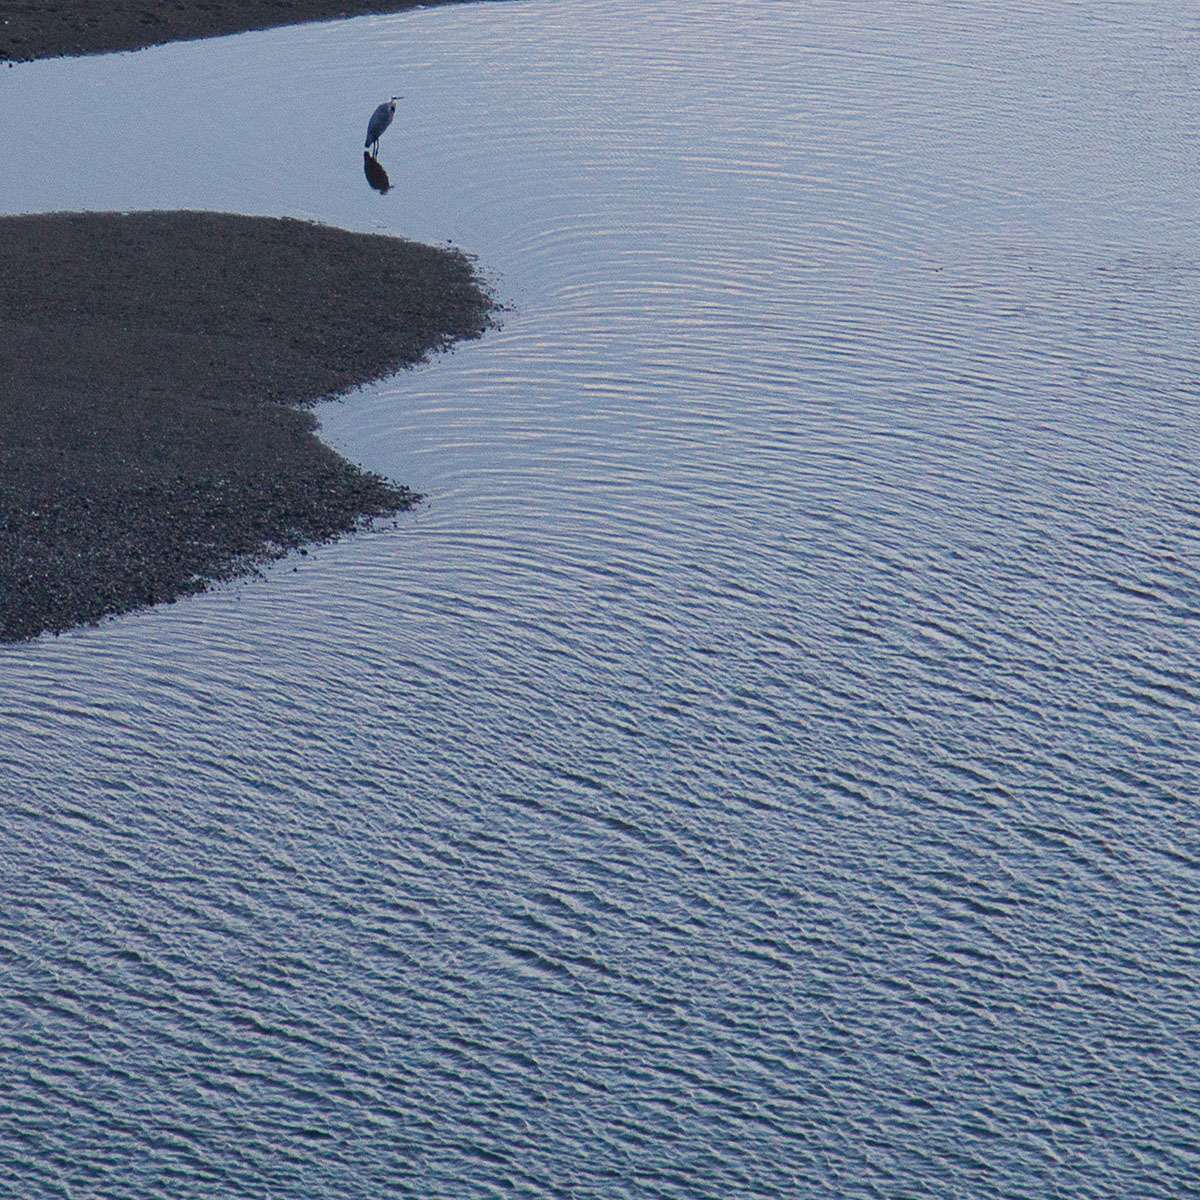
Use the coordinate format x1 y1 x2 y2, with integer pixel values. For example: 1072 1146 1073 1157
363 152 391 194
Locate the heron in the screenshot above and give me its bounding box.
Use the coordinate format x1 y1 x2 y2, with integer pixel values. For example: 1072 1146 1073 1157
365 96 401 158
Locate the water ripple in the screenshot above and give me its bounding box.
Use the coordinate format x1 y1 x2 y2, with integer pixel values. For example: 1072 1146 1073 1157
3 0 1200 1197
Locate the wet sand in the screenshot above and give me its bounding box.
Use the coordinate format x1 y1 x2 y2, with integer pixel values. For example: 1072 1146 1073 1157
1 2 497 641
0 211 493 641
0 1 472 62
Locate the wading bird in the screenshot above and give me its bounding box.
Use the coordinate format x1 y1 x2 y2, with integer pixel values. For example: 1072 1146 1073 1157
365 96 401 157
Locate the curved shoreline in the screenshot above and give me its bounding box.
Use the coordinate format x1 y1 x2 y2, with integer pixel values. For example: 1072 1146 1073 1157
0 1 478 62
0 211 494 642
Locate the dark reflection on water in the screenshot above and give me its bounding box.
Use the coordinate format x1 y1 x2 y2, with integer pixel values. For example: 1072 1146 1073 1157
2 1 1200 1198
363 149 390 192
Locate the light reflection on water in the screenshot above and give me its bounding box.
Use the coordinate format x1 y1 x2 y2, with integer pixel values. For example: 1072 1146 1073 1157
3 2 1200 1197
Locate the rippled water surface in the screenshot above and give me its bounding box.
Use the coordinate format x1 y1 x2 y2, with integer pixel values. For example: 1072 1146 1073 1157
3 1 1200 1196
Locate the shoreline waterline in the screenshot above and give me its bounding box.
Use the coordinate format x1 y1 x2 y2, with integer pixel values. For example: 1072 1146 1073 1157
0 0 482 62
0 210 495 641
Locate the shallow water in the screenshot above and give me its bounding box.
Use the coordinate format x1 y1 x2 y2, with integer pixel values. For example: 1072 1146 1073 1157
3 1 1200 1196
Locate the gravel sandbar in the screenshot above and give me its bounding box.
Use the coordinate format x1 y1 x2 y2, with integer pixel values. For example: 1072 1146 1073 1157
0 210 494 640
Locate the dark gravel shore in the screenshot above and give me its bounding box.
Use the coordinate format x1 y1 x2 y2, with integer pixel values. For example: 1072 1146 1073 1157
0 0 473 61
0 211 494 641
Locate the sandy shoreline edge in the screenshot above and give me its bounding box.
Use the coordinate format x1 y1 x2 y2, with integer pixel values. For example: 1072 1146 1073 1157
1 211 495 641
2 3 497 642
1 1 473 62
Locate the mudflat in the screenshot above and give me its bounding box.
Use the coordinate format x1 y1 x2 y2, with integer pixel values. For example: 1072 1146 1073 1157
0 1 467 61
0 211 493 641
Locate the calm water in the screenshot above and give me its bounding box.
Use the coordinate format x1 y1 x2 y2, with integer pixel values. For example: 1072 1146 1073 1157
3 1 1200 1195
